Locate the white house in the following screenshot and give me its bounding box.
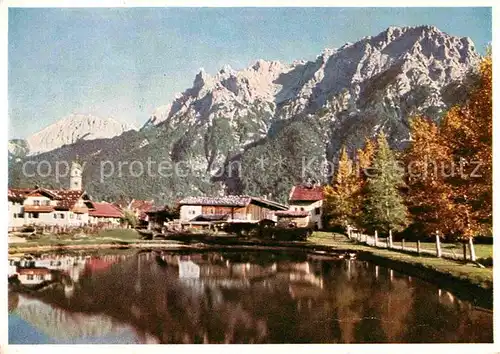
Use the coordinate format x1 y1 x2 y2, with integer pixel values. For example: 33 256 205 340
8 161 93 230
279 184 324 229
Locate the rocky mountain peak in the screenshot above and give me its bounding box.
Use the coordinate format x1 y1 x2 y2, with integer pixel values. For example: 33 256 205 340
16 25 483 203
25 113 135 156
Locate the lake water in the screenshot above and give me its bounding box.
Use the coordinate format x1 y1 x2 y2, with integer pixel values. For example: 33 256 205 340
8 250 492 344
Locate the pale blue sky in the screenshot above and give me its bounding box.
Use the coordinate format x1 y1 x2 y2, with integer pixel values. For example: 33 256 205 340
8 7 492 139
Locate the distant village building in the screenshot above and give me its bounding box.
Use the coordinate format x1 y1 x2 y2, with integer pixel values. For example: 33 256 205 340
88 202 123 226
276 184 324 229
178 195 288 228
127 199 154 227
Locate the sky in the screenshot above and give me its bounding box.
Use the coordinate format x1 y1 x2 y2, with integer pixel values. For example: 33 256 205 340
8 7 492 139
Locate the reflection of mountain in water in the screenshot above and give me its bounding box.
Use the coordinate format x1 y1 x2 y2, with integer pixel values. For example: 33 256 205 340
10 293 158 343
8 251 493 344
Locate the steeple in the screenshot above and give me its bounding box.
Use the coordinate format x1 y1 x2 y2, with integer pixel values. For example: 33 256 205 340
69 159 83 191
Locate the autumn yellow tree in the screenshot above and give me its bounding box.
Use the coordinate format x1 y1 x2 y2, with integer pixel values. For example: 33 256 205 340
323 146 362 229
405 56 492 239
405 116 467 237
441 55 492 238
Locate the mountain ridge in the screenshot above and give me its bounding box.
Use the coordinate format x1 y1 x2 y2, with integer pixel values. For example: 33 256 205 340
9 25 481 204
12 114 136 156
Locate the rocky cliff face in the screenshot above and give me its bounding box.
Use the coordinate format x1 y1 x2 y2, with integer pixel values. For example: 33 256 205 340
23 114 135 156
10 26 481 203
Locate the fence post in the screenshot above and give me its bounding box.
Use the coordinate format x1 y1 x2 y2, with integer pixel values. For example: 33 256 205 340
374 230 378 247
435 231 442 258
402 239 405 251
388 230 393 249
468 237 476 262
417 240 421 255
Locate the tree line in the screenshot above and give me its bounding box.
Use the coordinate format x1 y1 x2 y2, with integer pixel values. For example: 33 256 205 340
323 56 492 241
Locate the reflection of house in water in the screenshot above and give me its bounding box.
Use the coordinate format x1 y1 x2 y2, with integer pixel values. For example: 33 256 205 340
17 268 53 285
34 256 87 282
178 260 200 279
158 253 324 298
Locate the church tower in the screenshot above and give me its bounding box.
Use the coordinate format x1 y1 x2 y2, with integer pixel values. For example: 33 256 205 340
69 160 83 191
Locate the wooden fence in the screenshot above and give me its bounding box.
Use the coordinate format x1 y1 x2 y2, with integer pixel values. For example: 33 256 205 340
346 227 479 263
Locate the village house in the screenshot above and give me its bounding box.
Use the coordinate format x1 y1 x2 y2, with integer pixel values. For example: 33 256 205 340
178 195 288 228
8 161 93 231
276 183 324 229
8 187 92 230
127 199 154 227
88 202 123 226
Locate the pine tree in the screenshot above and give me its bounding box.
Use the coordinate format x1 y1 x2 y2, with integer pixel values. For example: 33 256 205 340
323 146 361 229
364 132 408 233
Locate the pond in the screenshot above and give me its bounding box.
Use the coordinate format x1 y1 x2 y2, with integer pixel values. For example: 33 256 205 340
8 250 492 344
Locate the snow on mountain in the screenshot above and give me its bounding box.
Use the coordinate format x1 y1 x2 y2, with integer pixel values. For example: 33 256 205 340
26 114 136 155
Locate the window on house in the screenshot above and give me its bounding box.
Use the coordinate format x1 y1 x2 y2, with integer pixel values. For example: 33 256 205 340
30 213 39 219
300 207 305 211
77 214 82 220
13 213 17 219
60 213 65 219
33 200 40 206
37 274 44 280
315 207 321 215
53 214 57 219
44 200 50 206
70 213 74 219
27 274 34 280
17 213 24 218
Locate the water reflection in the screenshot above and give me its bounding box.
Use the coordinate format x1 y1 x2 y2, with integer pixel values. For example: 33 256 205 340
8 250 492 344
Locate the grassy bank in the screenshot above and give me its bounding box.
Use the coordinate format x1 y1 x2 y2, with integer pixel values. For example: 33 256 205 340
309 232 493 290
8 229 141 250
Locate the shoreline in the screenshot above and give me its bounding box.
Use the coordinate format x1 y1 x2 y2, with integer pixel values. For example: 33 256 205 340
8 237 493 309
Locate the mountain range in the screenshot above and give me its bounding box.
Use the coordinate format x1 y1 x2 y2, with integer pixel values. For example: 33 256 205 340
9 25 481 204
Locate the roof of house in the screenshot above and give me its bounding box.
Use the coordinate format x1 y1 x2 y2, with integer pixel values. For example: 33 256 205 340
289 185 324 202
275 210 310 217
129 199 154 211
54 190 88 210
17 267 51 275
129 199 154 220
178 195 288 210
8 188 33 202
8 187 88 211
89 202 123 218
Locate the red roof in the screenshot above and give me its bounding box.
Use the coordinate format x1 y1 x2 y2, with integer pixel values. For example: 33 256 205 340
8 188 33 202
275 210 310 217
18 268 51 275
130 199 154 212
8 187 88 210
89 202 123 218
289 185 324 202
129 199 154 220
